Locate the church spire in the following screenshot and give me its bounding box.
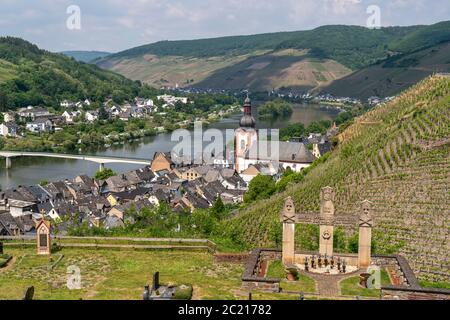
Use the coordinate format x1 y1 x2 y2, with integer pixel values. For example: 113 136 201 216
239 95 256 128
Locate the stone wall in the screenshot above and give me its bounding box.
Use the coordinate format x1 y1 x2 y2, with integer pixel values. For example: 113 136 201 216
214 253 249 264
381 286 450 300
241 249 281 293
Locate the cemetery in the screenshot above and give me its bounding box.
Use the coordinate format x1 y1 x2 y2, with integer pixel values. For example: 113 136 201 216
0 210 448 300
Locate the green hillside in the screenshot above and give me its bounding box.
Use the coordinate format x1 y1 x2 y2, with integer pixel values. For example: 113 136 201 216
61 51 112 63
96 22 449 93
0 37 141 110
322 42 450 99
219 75 450 282
390 21 450 52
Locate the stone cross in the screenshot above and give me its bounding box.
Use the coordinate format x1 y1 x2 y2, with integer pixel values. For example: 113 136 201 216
281 197 296 264
358 200 373 269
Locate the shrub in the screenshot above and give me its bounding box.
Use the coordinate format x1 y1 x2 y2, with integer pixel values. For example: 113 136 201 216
174 285 193 300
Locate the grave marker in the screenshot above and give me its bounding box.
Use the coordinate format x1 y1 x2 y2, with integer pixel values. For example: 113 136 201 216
36 219 51 255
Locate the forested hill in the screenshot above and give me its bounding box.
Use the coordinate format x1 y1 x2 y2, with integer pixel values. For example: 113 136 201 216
96 21 450 93
61 51 112 63
218 75 450 282
0 37 145 110
100 24 426 70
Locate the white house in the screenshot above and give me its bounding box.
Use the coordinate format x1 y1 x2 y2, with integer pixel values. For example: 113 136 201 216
60 100 74 108
62 110 81 123
240 163 282 184
18 106 52 120
2 112 16 123
157 94 188 106
26 118 53 133
136 98 154 108
85 111 99 122
0 123 18 137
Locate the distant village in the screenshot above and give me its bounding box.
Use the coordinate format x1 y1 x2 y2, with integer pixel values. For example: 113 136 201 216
0 97 339 237
165 85 395 108
0 94 225 138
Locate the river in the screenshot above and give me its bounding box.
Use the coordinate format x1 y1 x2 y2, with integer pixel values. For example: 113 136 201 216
0 103 341 189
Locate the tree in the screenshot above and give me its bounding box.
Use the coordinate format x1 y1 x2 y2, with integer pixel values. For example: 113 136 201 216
244 174 276 203
98 106 109 120
0 91 9 112
211 197 225 218
94 168 116 180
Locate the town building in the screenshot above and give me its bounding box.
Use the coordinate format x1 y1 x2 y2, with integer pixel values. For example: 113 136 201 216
235 97 316 174
0 123 18 137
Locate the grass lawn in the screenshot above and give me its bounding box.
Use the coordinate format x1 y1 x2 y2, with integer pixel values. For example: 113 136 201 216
340 270 391 297
419 281 450 290
280 275 316 293
266 260 285 279
0 247 248 300
266 260 316 293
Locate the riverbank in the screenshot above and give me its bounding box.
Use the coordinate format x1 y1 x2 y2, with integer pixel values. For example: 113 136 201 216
0 103 341 189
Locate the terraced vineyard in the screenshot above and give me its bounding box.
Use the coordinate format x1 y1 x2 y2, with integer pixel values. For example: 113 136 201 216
221 75 450 282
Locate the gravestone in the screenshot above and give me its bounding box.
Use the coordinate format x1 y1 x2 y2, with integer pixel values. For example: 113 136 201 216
22 286 34 300
143 285 150 300
358 200 373 268
36 219 51 255
152 272 160 291
319 187 335 256
281 197 296 264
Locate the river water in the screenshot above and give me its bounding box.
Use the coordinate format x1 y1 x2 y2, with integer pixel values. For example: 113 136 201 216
0 103 341 189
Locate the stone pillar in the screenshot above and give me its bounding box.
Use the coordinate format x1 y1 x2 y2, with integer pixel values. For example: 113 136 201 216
99 163 105 171
281 197 296 265
319 186 335 256
358 200 373 269
5 157 11 169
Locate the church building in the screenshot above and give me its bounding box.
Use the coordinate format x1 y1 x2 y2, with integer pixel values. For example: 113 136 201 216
235 97 316 173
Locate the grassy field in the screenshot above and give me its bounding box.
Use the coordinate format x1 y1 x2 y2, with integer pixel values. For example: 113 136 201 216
339 270 391 297
0 247 314 300
0 247 245 300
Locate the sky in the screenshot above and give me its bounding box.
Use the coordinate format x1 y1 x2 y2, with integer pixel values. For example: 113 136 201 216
0 0 449 53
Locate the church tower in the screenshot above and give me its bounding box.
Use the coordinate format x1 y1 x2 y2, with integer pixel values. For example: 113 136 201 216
235 96 258 173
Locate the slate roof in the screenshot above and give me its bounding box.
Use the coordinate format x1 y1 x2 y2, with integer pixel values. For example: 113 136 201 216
109 187 151 202
246 141 316 163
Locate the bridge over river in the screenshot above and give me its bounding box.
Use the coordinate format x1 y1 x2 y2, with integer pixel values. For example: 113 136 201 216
0 151 151 171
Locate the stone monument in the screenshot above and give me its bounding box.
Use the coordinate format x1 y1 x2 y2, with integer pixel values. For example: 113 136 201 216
281 197 296 264
319 186 335 256
358 200 373 268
